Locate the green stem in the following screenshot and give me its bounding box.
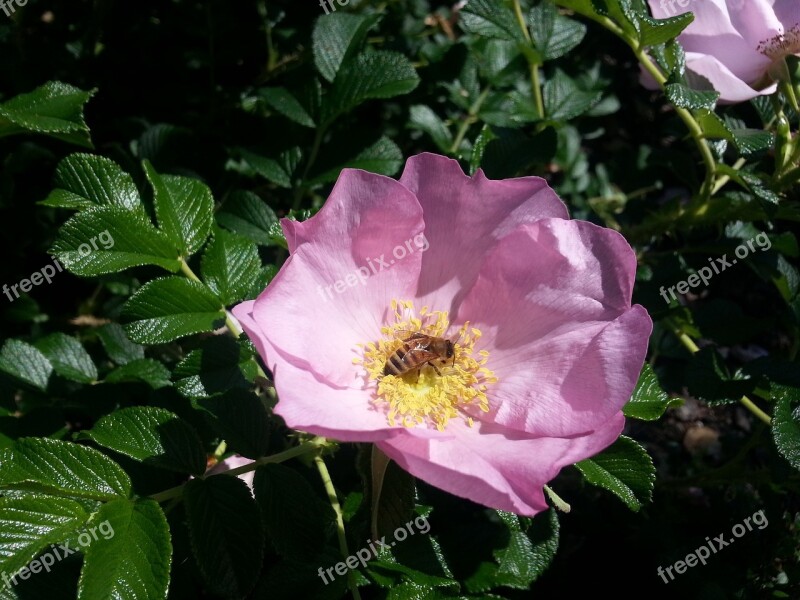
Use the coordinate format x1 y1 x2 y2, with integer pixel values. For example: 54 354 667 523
712 157 747 195
257 0 277 73
565 6 716 203
149 439 325 503
449 87 491 155
771 96 793 179
179 258 201 282
511 0 545 118
180 258 243 337
775 166 800 190
314 454 361 600
293 125 326 210
665 318 772 426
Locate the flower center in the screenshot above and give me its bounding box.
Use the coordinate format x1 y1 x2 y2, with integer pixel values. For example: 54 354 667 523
357 300 496 431
757 24 800 61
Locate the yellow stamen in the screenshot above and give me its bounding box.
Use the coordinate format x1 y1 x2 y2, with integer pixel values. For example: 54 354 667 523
355 299 497 431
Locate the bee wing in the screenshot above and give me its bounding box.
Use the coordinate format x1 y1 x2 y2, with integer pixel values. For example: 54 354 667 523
397 330 430 346
405 348 441 363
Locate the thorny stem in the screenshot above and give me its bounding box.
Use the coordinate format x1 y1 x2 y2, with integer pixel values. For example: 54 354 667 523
665 318 772 426
314 454 362 600
148 439 326 503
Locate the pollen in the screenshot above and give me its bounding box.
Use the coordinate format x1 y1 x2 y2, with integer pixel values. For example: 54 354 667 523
355 299 497 431
757 24 800 60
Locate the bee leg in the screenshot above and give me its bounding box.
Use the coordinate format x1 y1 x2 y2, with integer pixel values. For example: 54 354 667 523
414 368 421 384
430 362 443 377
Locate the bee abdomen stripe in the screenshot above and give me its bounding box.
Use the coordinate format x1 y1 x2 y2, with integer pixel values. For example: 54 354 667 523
389 355 405 371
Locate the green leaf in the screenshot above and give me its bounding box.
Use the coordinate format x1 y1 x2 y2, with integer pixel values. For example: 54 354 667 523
0 496 89 581
0 81 95 148
184 475 264 597
470 124 497 174
253 464 335 561
695 109 734 141
252 550 348 599
529 3 587 60
623 363 681 420
35 333 97 384
237 147 298 188
0 340 53 392
543 69 602 120
97 324 145 365
258 87 316 127
637 12 694 47
731 128 775 155
686 346 754 405
460 0 525 42
78 498 172 600
664 83 719 110
40 154 142 211
122 277 225 344
574 435 655 511
0 438 132 500
312 12 382 82
325 49 420 124
50 206 181 276
194 389 271 459
105 359 172 389
589 0 639 38
772 385 800 471
368 447 416 541
491 509 559 589
308 136 404 185
173 336 257 399
216 190 280 247
408 105 453 153
144 161 214 256
201 229 262 305
81 406 207 476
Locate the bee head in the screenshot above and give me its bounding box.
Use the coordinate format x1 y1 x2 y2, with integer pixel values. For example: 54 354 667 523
445 340 455 359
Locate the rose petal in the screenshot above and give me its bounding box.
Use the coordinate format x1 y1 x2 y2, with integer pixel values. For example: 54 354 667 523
377 413 625 516
246 169 425 387
684 52 774 102
398 153 568 314
454 219 651 437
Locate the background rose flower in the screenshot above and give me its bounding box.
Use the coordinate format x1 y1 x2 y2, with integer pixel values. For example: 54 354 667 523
233 153 652 516
647 0 800 102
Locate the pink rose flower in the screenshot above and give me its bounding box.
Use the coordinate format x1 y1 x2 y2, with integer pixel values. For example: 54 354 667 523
648 0 800 102
232 153 652 516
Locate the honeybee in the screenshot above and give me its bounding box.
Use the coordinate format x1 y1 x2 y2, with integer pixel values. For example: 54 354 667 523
383 332 455 379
